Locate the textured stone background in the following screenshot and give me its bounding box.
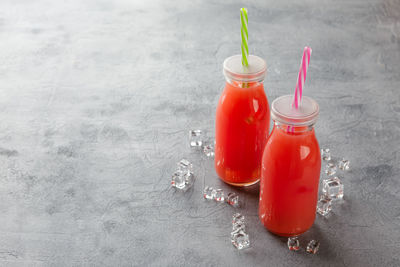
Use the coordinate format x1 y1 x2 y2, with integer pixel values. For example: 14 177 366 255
0 0 399 266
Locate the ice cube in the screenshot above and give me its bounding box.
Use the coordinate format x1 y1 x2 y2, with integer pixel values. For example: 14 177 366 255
231 230 250 250
184 172 195 189
171 170 186 189
338 159 350 171
306 240 320 254
322 177 344 200
287 237 300 251
232 222 246 232
325 162 337 176
321 148 331 161
203 144 215 157
213 189 225 202
227 192 239 207
171 169 194 190
232 213 245 225
317 195 332 216
203 186 215 200
177 159 193 174
231 225 246 239
189 130 203 147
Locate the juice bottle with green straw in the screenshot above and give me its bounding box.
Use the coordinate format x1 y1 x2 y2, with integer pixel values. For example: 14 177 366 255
259 47 321 236
215 8 270 186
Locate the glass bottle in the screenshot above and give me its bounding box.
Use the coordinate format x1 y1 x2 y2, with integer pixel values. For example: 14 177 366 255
259 95 321 236
215 55 270 186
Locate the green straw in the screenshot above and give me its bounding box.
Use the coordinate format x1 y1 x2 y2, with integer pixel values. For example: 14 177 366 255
240 8 249 67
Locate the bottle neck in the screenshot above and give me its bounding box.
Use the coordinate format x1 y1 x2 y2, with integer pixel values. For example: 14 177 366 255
225 78 264 89
274 120 315 134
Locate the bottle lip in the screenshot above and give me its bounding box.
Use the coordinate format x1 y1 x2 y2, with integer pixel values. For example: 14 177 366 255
271 95 319 126
223 55 267 83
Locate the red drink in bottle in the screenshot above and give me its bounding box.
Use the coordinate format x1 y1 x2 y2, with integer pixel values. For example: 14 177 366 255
259 95 320 236
215 55 270 186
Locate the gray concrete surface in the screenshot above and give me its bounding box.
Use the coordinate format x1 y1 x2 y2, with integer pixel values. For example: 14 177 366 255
0 0 399 266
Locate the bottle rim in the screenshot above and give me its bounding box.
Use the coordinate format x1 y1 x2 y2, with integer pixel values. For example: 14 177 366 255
271 95 319 127
223 55 267 83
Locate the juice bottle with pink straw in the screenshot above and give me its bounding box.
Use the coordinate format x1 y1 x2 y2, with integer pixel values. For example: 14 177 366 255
259 47 321 236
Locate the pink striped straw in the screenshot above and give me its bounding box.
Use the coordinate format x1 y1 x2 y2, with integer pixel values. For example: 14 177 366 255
292 47 312 109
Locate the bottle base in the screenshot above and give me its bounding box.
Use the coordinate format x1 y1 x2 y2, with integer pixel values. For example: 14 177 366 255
221 179 260 187
260 220 312 237
267 229 308 237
